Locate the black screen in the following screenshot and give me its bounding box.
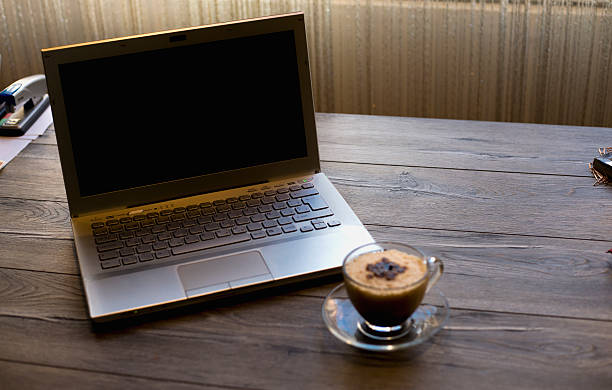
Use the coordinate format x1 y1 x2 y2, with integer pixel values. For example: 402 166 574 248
59 31 307 197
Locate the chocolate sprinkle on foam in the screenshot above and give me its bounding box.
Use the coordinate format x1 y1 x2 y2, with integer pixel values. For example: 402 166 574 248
365 257 407 280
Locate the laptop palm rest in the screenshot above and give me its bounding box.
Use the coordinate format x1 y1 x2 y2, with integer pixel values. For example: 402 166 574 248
178 251 273 298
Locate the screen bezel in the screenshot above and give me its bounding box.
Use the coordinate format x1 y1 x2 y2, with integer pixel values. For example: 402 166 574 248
42 13 319 217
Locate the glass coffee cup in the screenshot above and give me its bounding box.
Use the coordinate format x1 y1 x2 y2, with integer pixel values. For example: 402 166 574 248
342 242 443 340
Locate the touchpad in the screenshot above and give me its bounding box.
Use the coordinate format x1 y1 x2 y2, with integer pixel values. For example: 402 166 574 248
178 251 272 297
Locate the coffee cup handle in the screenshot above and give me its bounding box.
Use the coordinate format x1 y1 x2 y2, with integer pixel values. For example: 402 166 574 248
425 256 444 293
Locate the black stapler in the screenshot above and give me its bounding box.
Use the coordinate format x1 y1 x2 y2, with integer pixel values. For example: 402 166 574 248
0 74 50 136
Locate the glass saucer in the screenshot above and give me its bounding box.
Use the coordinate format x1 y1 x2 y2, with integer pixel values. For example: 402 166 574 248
322 283 450 352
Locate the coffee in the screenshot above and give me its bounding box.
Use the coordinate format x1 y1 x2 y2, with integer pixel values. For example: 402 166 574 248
344 249 428 327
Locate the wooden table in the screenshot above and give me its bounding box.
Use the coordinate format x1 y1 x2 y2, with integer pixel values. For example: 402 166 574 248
1 113 611 389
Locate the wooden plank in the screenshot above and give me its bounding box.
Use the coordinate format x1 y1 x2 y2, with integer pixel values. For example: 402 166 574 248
2 160 611 240
0 234 77 275
0 302 610 389
316 113 610 176
0 360 224 390
2 225 611 321
323 161 612 241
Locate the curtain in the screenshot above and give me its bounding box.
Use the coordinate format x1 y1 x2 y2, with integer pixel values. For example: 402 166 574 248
1 0 611 126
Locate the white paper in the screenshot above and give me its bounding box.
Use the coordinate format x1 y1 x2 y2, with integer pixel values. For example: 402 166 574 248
0 106 53 170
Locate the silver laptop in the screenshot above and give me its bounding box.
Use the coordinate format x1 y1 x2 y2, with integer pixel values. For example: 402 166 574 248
42 12 373 322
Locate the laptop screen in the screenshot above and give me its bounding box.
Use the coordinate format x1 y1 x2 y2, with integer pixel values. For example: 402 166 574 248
59 30 307 197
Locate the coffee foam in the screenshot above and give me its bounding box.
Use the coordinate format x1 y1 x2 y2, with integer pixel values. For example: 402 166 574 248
344 249 427 291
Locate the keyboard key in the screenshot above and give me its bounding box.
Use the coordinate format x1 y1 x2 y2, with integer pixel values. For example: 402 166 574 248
141 219 155 227
155 250 171 259
189 226 204 235
277 217 293 225
295 205 310 214
146 212 159 219
171 213 185 221
247 222 262 231
273 202 287 210
280 209 295 217
247 199 261 207
302 182 314 189
173 207 186 213
312 220 327 230
200 232 215 241
101 259 121 269
142 234 156 243
300 225 314 232
167 222 181 230
282 224 297 233
232 225 247 234
258 204 273 213
213 200 225 206
287 199 302 208
290 188 318 199
109 225 123 233
97 241 124 252
169 238 185 247
263 220 278 229
201 208 215 216
120 247 136 257
125 222 139 230
172 233 251 255
93 227 109 236
119 231 135 239
119 217 132 224
182 219 197 228
302 195 329 211
228 210 243 219
153 241 169 251
122 255 138 265
174 228 188 238
186 204 199 211
135 228 151 237
204 222 220 231
265 210 280 219
275 193 290 202
186 210 201 218
137 244 153 253
106 219 119 226
231 202 246 210
251 214 265 223
216 205 231 213
216 229 231 238
199 202 212 208
277 187 290 194
251 231 266 239
293 209 334 223
185 234 200 244
157 215 170 224
266 227 282 236
264 190 276 196
239 195 251 201
251 192 263 198
328 219 342 227
151 225 166 234
244 207 258 216
198 216 213 224
289 185 301 191
158 232 172 241
95 234 118 245
139 252 155 262
226 197 238 203
159 209 173 216
125 238 140 247
213 213 228 222
133 215 146 221
99 250 120 260
91 222 105 229
220 220 235 228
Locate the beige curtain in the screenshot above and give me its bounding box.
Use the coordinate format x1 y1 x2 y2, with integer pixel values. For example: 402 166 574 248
1 0 611 126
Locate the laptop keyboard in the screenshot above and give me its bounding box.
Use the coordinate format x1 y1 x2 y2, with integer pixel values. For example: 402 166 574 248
89 183 341 270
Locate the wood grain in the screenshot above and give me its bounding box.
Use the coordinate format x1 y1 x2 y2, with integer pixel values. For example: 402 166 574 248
0 360 225 390
316 113 609 176
0 303 610 390
1 225 611 321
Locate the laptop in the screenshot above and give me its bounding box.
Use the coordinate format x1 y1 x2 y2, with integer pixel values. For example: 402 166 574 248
42 12 373 322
